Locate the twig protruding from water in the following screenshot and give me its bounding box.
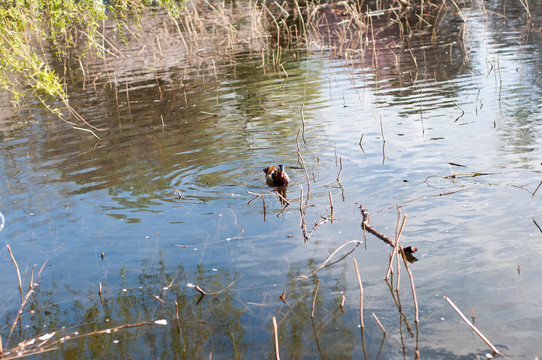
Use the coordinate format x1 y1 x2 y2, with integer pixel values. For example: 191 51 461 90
353 258 364 329
272 316 281 360
444 296 502 357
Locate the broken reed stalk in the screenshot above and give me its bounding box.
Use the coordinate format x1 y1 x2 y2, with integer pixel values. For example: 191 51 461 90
6 245 23 304
532 179 542 198
152 295 165 304
277 202 289 217
444 296 502 356
274 190 291 206
175 300 181 334
380 116 386 164
6 320 168 359
532 217 542 234
359 133 365 153
399 245 419 323
272 316 281 360
7 288 34 341
308 217 329 238
353 258 364 329
300 187 308 241
336 156 343 182
328 190 334 221
195 285 206 296
247 191 266 218
296 145 311 199
310 280 325 359
385 213 407 280
340 295 346 314
372 313 386 334
300 104 307 145
452 100 465 122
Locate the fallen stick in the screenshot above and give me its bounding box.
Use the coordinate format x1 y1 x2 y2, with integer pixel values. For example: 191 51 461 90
353 258 364 329
272 316 281 360
372 313 386 334
359 205 417 253
444 296 502 357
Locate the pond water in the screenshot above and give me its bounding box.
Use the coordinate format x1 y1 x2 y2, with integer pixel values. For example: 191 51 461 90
1 1 542 358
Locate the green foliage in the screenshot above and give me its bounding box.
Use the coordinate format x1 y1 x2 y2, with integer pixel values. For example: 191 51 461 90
0 0 184 106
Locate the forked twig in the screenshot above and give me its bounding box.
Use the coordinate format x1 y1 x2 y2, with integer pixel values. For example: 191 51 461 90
247 191 266 219
299 240 362 279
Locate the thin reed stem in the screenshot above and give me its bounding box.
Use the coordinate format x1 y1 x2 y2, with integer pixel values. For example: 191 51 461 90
444 296 502 356
6 245 22 304
353 258 364 329
272 316 281 360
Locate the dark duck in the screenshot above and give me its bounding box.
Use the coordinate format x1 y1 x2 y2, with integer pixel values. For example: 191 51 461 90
263 165 290 187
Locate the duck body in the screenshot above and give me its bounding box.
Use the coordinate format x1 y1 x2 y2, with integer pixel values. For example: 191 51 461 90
263 164 290 187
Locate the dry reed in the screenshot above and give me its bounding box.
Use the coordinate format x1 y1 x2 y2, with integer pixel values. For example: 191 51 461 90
444 296 502 356
272 316 281 360
353 258 364 329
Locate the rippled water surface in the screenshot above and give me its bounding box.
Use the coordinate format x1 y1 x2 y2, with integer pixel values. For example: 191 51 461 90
1 1 542 358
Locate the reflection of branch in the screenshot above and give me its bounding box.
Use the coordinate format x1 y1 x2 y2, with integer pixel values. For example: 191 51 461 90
373 313 386 359
6 247 48 345
247 191 266 220
274 190 291 205
175 228 244 247
310 281 325 359
296 147 311 200
385 278 413 336
2 320 166 359
356 258 367 359
452 100 465 122
300 240 362 279
207 279 237 295
300 187 308 242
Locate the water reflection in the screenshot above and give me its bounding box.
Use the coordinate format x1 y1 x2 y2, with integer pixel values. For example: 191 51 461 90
1 0 542 358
